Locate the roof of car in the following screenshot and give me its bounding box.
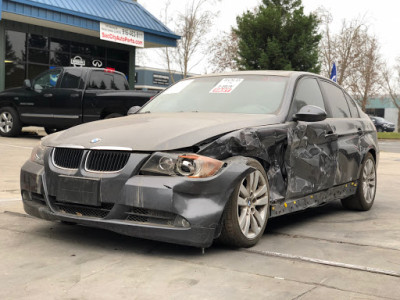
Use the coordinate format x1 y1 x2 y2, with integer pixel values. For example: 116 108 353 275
190 70 320 79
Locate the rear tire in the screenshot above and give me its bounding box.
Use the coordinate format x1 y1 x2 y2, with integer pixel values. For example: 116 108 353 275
44 128 57 135
219 159 270 248
0 107 22 137
341 153 376 211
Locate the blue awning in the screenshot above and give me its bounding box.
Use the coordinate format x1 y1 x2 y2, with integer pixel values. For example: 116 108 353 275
1 0 179 47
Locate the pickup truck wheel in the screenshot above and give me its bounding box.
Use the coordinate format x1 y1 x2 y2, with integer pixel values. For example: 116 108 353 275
0 107 22 137
219 159 270 248
104 113 122 119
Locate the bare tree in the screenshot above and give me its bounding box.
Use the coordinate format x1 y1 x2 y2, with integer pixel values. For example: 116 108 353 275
382 60 400 131
208 30 239 73
160 0 218 78
348 35 383 111
318 10 383 111
319 10 368 87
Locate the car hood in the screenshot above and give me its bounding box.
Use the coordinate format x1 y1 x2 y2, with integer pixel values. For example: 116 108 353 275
42 112 279 151
0 87 23 95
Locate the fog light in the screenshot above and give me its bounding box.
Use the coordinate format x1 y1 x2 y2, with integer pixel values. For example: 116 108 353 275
181 218 190 228
174 215 191 228
22 191 31 201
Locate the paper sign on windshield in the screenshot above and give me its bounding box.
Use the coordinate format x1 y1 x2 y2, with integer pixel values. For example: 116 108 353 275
209 78 244 94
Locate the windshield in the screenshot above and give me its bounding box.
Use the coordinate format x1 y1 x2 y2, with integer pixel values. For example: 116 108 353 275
141 75 288 114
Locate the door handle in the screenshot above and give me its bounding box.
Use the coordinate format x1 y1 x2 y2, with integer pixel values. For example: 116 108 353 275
71 94 80 98
43 93 53 98
357 128 363 135
325 131 338 139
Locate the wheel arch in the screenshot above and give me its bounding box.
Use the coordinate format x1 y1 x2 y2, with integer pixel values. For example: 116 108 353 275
214 156 270 237
0 100 20 113
368 148 377 163
100 107 126 119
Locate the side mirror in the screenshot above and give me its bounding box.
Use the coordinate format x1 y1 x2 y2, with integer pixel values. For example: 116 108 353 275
294 105 327 122
23 79 32 89
34 84 43 92
127 106 141 115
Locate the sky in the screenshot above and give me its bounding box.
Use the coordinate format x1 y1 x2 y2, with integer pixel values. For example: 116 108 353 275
138 0 399 73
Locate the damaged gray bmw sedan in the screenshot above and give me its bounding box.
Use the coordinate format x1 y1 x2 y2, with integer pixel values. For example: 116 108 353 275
20 71 379 248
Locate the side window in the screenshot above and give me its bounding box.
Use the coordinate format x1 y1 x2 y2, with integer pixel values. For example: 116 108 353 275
345 94 360 118
292 78 325 114
60 68 83 89
88 71 113 90
320 81 351 118
113 73 129 90
33 69 62 90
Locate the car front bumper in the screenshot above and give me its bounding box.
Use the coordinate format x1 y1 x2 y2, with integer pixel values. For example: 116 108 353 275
20 156 252 248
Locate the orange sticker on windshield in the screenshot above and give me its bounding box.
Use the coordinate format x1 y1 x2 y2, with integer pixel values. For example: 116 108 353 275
209 78 244 94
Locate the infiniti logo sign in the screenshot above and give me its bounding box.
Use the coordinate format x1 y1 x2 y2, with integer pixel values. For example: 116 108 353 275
92 60 103 68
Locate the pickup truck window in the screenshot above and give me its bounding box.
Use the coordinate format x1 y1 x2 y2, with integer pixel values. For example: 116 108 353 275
88 71 113 90
88 71 129 90
33 69 62 90
113 74 129 90
60 68 83 89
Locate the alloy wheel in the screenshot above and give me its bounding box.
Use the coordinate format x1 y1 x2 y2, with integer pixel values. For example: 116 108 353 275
0 112 13 133
362 158 376 204
237 170 269 239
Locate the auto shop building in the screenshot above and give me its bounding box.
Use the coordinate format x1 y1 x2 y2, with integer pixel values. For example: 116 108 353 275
0 0 179 91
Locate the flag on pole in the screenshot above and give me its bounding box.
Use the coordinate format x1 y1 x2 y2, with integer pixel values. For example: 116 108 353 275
330 62 337 82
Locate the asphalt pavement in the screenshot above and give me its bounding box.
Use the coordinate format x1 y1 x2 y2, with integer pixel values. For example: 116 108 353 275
1 133 400 299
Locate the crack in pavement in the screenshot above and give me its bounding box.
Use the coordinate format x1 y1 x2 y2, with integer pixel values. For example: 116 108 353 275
241 248 400 278
270 231 400 252
291 286 318 300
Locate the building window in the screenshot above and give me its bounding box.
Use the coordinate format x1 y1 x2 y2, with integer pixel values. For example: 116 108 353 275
5 64 25 89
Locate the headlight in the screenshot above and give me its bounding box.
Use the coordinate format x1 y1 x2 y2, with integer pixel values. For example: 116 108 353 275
140 152 224 178
30 143 48 165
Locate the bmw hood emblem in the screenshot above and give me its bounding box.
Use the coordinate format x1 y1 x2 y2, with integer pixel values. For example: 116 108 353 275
90 138 102 144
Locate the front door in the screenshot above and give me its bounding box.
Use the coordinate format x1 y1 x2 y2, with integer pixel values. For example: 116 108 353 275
285 77 338 199
286 121 338 199
49 68 84 128
19 68 62 126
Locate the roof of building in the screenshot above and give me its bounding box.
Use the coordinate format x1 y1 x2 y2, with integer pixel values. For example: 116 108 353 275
1 0 179 47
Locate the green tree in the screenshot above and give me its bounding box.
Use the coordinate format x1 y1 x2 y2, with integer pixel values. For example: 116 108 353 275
234 0 321 72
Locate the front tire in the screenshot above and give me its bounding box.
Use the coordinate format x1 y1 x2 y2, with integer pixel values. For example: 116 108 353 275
0 107 22 137
219 159 270 247
341 153 376 211
44 128 57 135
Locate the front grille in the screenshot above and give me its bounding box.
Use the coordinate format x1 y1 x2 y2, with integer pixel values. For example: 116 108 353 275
53 202 114 218
31 192 46 205
125 207 178 226
53 148 84 169
86 150 130 172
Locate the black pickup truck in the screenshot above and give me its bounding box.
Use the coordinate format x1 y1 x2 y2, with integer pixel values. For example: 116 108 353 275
0 67 156 137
